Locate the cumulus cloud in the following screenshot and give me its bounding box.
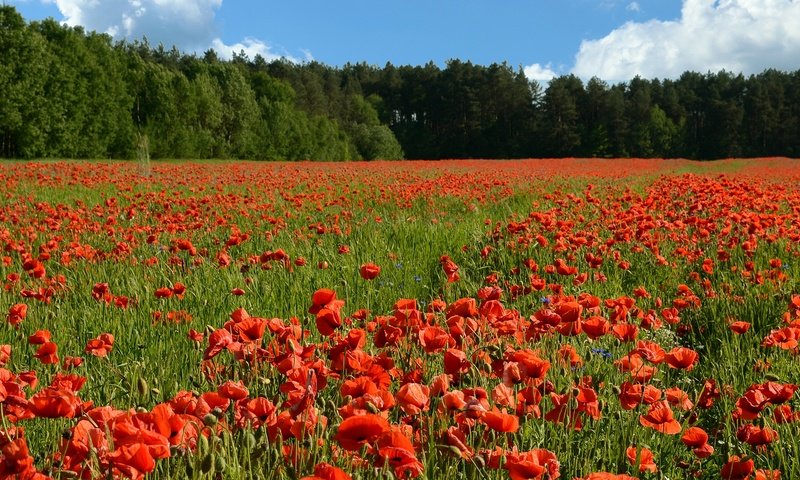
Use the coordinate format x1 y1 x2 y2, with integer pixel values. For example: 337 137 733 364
523 63 558 82
572 0 800 81
41 0 298 61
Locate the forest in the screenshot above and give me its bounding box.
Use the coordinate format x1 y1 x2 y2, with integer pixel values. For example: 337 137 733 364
2 5 799 161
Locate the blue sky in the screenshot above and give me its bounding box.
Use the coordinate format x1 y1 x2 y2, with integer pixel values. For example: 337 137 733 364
8 0 800 82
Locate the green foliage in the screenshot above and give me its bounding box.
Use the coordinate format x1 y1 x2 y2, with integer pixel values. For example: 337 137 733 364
2 5 800 160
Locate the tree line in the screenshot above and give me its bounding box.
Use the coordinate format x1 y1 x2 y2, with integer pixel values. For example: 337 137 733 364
2 6 799 160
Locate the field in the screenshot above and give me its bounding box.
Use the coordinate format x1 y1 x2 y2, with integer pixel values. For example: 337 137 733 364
1 158 799 480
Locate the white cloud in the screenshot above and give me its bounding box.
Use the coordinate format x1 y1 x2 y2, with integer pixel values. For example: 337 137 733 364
210 37 298 62
572 0 800 81
523 62 558 82
41 0 299 61
626 1 641 12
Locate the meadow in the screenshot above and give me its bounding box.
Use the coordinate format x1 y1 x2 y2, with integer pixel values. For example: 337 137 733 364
1 158 799 480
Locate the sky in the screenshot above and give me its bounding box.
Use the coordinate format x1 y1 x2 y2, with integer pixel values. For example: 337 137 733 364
7 0 800 82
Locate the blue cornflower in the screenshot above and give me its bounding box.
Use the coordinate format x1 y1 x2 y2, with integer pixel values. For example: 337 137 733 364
591 348 613 360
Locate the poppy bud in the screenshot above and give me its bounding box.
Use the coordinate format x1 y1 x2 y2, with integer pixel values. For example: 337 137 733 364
198 435 209 453
212 407 224 418
137 377 148 396
200 453 214 473
366 402 380 414
203 413 218 427
214 457 226 471
448 445 464 457
765 373 781 382
243 432 257 450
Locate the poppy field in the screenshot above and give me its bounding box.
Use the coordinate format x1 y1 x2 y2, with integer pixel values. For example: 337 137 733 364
2 158 800 480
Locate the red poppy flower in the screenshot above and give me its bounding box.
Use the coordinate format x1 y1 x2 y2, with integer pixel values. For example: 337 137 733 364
108 442 157 479
359 263 381 280
626 446 657 473
581 316 610 340
0 344 10 366
639 401 681 434
309 288 338 314
504 449 560 480
664 387 693 410
681 426 709 448
737 424 778 447
440 255 460 283
301 463 352 480
31 386 79 418
576 474 638 480
555 301 582 323
442 426 473 459
618 382 661 410
171 282 186 298
28 329 51 345
61 356 83 370
611 323 639 342
419 326 453 353
632 340 666 364
334 414 390 451
235 397 277 429
6 303 27 326
316 308 342 337
729 321 751 334
0 438 36 477
34 342 59 364
483 409 520 433
218 380 249 401
441 391 467 412
759 381 797 404
203 328 233 360
664 347 699 371
187 329 204 342
755 470 781 480
692 442 714 458
154 287 173 299
85 333 115 358
376 446 424 478
721 456 754 480
396 383 430 415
